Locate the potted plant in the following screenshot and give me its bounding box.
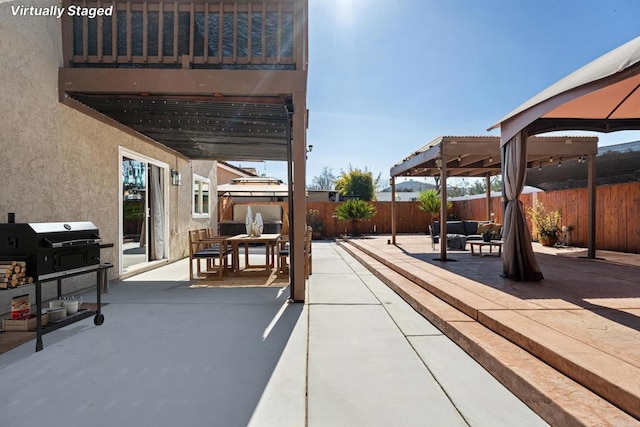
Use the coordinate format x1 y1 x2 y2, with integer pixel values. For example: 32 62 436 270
527 200 562 246
334 199 377 236
306 209 324 240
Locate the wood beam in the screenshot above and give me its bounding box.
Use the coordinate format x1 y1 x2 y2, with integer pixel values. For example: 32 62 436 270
290 90 306 302
59 68 307 95
390 144 439 177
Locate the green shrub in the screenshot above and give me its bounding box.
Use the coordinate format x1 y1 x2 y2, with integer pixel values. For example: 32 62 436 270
335 199 377 235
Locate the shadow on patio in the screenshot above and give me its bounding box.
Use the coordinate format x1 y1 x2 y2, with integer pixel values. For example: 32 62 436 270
0 263 303 427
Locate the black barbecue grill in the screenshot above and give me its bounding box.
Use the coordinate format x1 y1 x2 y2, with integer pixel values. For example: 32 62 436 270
0 220 111 351
0 221 102 281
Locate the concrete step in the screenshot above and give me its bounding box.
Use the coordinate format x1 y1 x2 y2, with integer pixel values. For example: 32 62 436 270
338 239 639 426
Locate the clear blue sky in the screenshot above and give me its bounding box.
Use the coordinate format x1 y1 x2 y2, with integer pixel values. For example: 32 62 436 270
234 0 640 185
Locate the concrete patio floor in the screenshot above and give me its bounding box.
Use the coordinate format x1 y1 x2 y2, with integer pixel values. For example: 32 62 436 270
0 242 548 426
340 235 640 426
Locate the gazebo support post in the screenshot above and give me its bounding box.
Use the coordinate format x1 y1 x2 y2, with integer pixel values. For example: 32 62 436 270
439 154 448 261
485 173 492 221
587 153 596 259
391 176 397 245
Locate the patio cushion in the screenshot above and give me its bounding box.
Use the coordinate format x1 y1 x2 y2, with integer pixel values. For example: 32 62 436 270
475 222 492 235
445 221 466 235
193 246 230 258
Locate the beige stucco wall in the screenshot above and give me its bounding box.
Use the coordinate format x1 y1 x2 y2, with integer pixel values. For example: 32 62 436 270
0 0 216 284
217 165 247 185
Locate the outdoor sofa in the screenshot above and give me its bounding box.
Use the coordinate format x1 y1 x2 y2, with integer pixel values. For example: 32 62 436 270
219 205 283 236
429 220 503 250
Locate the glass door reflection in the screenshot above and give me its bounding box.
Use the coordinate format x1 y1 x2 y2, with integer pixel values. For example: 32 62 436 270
122 157 148 270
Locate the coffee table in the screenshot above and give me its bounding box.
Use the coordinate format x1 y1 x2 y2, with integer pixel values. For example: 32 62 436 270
469 240 503 257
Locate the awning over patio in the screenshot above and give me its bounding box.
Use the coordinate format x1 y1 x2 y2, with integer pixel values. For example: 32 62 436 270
391 135 597 178
68 93 292 161
490 36 640 280
489 37 640 145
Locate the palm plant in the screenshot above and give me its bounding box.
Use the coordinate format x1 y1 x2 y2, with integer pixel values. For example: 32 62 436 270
417 189 452 222
335 199 377 235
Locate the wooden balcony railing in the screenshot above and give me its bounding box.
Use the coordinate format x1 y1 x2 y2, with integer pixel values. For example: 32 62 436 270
62 0 306 69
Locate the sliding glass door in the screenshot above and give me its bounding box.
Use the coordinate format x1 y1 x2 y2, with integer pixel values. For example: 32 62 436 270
120 150 169 273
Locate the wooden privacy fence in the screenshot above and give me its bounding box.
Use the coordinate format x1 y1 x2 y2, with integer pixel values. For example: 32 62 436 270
451 182 640 253
306 201 433 238
221 181 639 253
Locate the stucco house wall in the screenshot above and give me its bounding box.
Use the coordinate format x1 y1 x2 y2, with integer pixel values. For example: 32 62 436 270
217 162 256 185
0 0 216 305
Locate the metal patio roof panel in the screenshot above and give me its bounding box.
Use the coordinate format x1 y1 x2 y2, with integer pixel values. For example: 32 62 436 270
68 93 291 161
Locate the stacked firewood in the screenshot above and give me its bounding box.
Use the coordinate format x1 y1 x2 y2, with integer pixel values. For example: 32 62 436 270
0 261 34 289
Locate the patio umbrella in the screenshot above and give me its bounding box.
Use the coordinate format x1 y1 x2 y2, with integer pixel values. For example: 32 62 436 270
489 36 640 281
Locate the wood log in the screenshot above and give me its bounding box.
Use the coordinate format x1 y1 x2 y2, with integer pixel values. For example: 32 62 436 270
0 261 25 267
0 282 7 290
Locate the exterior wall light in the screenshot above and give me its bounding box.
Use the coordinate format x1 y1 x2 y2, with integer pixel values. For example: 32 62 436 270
171 169 182 186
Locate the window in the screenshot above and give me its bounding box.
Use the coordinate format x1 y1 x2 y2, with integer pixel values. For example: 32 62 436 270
193 174 210 217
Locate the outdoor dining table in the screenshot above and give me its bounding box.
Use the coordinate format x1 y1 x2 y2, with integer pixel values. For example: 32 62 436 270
227 233 281 276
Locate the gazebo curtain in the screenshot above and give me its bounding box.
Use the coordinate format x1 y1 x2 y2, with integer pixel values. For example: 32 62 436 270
502 131 543 281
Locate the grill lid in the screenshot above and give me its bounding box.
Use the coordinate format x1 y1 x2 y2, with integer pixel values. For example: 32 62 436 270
28 222 98 234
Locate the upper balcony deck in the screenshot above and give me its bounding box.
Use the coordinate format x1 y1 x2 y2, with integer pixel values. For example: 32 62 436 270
61 0 306 71
57 1 308 163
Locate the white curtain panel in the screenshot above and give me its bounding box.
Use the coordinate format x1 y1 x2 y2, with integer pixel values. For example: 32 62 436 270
149 165 165 261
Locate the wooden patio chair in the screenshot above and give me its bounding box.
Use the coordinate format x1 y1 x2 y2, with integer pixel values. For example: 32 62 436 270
277 226 313 279
277 235 289 275
188 229 230 280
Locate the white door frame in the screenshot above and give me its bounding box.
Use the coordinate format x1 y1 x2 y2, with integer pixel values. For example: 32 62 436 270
118 147 171 275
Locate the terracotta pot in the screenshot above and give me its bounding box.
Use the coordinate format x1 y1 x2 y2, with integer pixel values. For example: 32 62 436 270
539 236 558 247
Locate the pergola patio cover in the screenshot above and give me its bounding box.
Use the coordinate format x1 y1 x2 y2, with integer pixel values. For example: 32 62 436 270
489 36 640 281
